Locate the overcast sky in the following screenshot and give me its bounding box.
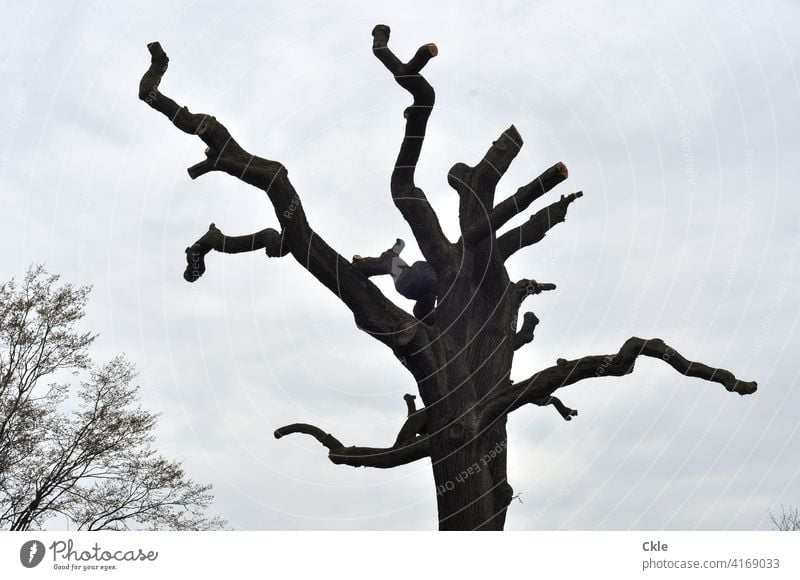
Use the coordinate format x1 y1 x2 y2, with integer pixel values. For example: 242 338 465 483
2 0 799 530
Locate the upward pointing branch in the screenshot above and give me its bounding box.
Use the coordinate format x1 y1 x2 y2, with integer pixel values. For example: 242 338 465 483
372 25 452 274
498 191 583 260
183 223 289 283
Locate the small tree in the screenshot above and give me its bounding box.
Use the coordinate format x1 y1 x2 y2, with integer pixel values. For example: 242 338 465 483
138 26 756 530
0 266 224 530
769 506 800 531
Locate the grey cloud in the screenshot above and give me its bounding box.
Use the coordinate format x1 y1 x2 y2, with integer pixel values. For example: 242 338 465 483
1 0 798 530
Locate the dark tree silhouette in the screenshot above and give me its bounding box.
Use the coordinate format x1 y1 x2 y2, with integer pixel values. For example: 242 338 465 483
138 25 757 530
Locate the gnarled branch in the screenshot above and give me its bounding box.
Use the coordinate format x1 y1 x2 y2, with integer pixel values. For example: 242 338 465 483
139 43 260 178
140 41 419 351
479 337 757 430
394 394 428 446
274 425 429 469
463 161 569 244
372 25 452 273
183 223 289 282
498 191 583 260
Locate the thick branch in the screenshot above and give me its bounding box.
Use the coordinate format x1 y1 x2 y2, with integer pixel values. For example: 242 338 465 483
513 312 539 350
448 126 523 238
463 162 569 244
478 337 757 430
183 223 289 282
498 191 583 261
139 43 254 172
275 394 430 469
274 424 429 469
372 25 452 273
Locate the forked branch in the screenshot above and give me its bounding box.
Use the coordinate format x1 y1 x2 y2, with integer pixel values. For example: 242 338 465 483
478 337 757 429
372 25 452 272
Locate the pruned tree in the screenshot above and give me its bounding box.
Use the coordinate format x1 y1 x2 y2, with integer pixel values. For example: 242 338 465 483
0 266 225 530
138 25 756 530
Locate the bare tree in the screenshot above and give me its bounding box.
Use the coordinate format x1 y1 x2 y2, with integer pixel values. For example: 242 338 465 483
138 25 757 530
769 506 800 531
0 266 224 530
